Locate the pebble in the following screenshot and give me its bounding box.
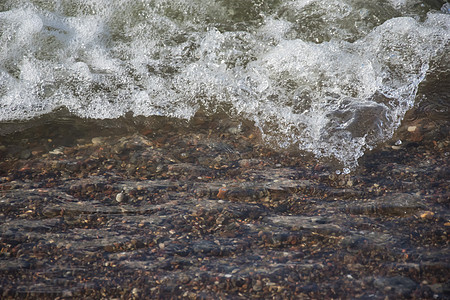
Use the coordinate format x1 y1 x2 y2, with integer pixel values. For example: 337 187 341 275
420 211 434 220
131 288 140 297
49 147 63 155
20 149 32 159
253 280 263 292
0 112 447 300
92 137 104 145
116 192 126 202
228 127 241 134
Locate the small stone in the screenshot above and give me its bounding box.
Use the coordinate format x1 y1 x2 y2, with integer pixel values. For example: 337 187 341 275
116 192 126 202
216 215 226 225
20 149 32 159
217 187 227 199
228 127 241 134
420 211 434 220
92 137 104 145
407 126 417 132
179 274 190 284
253 280 263 291
131 288 140 296
49 148 63 155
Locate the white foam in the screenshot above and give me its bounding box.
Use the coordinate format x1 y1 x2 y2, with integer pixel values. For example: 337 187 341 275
0 0 449 167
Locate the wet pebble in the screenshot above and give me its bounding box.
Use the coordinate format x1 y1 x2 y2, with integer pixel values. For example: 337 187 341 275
116 192 127 203
0 113 448 299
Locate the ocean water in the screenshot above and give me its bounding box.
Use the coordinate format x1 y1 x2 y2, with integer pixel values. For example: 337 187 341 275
0 0 449 168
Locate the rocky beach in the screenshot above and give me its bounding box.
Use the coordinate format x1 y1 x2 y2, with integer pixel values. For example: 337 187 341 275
0 104 448 299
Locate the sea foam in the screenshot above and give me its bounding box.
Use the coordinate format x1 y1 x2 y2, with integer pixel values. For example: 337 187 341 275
1 0 449 167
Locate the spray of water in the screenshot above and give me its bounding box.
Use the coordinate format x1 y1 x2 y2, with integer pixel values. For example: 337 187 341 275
1 0 449 167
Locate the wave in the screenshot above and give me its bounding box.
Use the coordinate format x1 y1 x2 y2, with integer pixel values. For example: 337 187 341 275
1 0 449 168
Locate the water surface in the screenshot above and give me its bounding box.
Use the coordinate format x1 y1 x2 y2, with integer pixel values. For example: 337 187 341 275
1 0 449 167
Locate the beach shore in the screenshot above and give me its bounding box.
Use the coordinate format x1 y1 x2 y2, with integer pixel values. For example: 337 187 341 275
0 109 448 299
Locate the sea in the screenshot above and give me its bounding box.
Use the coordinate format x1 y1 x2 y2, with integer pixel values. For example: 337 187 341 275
1 0 449 169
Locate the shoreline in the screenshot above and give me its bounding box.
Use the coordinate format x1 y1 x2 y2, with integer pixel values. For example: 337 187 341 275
0 111 449 299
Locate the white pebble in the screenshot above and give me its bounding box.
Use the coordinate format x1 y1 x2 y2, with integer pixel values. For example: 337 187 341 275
116 192 125 202
91 137 103 145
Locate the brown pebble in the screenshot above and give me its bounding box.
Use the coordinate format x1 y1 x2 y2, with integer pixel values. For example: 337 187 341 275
217 187 227 199
420 211 434 220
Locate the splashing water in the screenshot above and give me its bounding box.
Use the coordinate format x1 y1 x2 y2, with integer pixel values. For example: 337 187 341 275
0 0 449 168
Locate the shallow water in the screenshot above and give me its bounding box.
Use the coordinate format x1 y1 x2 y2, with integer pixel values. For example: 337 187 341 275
0 99 449 298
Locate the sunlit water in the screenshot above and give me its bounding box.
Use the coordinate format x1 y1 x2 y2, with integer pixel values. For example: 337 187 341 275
1 0 449 168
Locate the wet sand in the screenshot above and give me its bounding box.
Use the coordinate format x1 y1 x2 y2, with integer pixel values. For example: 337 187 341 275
0 109 448 299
